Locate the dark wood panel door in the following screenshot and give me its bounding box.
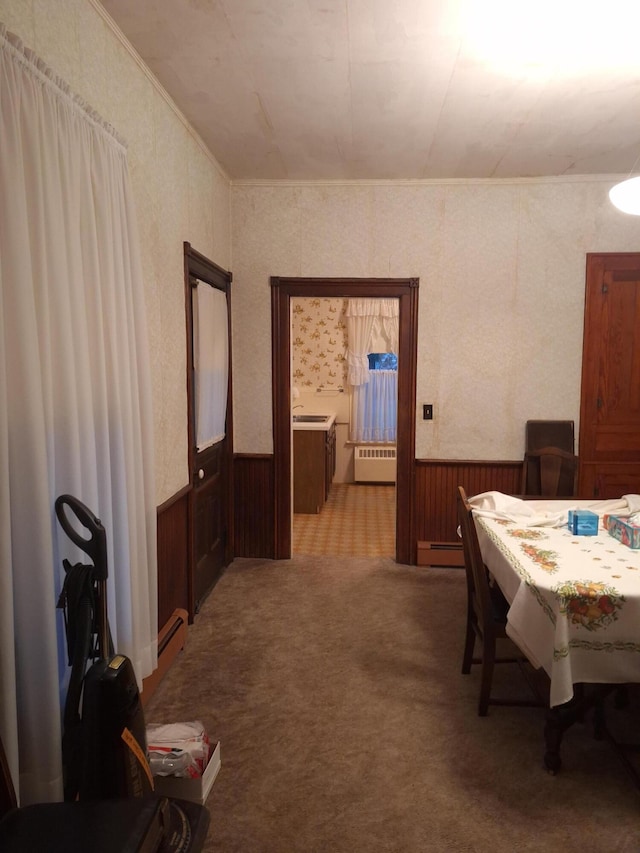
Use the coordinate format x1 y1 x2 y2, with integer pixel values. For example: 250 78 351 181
579 254 640 496
184 243 234 617
193 441 227 608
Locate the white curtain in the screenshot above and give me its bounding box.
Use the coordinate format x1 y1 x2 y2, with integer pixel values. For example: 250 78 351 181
346 299 399 442
350 370 398 443
345 299 377 386
194 282 228 450
0 25 157 804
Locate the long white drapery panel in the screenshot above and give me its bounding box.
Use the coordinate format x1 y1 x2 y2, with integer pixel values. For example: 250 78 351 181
0 25 157 804
350 370 398 443
347 299 399 442
194 282 228 450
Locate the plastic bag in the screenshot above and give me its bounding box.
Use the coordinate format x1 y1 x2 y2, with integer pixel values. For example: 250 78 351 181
146 720 210 778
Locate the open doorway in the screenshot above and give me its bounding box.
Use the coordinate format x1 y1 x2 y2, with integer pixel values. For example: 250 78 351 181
271 277 419 564
290 295 398 557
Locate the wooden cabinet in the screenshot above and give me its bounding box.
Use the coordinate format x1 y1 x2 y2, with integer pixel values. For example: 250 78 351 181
294 424 335 514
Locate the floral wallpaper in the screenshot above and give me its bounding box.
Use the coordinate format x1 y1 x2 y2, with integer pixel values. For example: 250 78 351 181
292 297 348 389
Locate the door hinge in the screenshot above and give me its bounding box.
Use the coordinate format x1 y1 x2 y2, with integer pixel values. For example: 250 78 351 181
597 397 603 409
602 283 608 294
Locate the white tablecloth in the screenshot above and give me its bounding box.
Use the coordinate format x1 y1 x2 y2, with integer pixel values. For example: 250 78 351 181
474 502 640 707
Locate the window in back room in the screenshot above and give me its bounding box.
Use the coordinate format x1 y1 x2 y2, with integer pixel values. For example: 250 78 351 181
368 353 398 371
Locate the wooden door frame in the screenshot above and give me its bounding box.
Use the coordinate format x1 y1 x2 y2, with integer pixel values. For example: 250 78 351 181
271 277 419 565
184 242 234 616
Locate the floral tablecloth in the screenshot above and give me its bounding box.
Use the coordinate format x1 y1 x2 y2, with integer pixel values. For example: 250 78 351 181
475 508 640 707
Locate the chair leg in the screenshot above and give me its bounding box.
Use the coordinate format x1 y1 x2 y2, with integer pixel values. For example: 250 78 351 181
478 635 496 717
461 614 475 675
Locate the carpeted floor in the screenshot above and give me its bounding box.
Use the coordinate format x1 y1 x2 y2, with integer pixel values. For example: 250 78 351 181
146 556 640 853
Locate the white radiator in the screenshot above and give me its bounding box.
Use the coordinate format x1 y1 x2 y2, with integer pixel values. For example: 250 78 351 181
354 446 397 483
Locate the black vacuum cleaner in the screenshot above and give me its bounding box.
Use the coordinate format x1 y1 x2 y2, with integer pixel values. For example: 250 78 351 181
53 493 210 852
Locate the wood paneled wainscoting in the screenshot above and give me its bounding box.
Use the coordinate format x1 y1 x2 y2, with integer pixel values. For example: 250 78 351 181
415 459 522 567
142 485 191 705
234 454 276 558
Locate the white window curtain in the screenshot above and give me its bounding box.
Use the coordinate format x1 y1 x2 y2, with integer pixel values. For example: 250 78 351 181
350 370 398 443
346 299 399 442
0 25 157 805
194 282 228 450
345 299 377 386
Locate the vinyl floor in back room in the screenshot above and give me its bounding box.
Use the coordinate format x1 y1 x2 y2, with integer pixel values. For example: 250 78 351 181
292 482 395 557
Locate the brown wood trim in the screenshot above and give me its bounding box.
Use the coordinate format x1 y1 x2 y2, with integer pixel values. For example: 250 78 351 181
415 459 522 544
157 482 191 515
272 277 419 565
157 487 191 625
234 453 276 558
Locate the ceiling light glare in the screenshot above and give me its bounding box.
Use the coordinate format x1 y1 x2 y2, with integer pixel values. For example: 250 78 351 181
609 177 640 215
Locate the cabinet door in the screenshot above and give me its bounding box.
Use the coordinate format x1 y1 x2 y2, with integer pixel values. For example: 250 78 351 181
294 431 325 514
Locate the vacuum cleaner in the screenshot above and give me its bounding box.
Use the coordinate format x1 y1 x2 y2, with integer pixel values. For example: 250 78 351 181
55 494 210 852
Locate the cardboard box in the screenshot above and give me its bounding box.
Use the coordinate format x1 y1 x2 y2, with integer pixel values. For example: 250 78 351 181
567 509 599 536
152 741 221 805
605 515 640 549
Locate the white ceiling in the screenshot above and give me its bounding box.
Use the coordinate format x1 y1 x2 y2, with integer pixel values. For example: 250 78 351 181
100 0 640 181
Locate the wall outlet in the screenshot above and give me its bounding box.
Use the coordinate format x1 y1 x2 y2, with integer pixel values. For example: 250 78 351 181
423 404 433 420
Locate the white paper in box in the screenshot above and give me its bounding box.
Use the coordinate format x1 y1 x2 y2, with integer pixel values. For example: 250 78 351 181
152 741 221 805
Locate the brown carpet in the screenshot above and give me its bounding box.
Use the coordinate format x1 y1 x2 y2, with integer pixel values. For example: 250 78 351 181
146 557 640 852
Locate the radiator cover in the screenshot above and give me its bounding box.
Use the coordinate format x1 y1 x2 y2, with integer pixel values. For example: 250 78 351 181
354 446 397 483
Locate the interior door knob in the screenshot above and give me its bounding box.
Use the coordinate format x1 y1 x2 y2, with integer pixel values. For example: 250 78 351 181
198 468 205 480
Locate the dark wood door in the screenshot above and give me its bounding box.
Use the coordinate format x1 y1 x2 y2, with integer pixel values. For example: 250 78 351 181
184 243 234 617
579 253 640 497
193 441 227 609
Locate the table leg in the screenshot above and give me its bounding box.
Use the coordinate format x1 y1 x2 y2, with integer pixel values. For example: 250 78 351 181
543 708 564 774
543 685 615 775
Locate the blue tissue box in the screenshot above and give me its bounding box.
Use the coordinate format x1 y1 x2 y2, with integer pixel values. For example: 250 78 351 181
567 509 599 536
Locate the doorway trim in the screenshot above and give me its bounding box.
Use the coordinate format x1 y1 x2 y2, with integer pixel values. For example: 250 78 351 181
271 277 419 564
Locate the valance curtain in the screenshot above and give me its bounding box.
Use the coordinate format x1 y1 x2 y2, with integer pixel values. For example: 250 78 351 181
194 281 228 450
0 24 157 805
345 298 399 386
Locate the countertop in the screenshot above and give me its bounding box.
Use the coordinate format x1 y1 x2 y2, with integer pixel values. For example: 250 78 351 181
292 412 337 431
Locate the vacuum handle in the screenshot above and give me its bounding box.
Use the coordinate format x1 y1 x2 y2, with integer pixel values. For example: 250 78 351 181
55 494 108 581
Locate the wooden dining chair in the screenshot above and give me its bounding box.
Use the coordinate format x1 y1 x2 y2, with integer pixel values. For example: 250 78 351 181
457 486 545 716
521 446 579 498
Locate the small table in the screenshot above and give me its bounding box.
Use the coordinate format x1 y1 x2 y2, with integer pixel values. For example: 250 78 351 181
474 500 640 772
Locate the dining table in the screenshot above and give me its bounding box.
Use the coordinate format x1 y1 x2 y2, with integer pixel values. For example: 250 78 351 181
470 492 640 774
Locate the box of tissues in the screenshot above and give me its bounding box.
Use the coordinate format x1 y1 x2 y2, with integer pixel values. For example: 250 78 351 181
605 515 640 549
567 509 599 536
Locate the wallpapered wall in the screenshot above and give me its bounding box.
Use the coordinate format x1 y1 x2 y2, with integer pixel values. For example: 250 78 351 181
291 297 348 389
231 179 640 461
0 0 232 504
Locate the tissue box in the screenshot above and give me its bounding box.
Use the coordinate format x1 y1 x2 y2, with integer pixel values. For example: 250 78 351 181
605 515 640 549
567 509 599 536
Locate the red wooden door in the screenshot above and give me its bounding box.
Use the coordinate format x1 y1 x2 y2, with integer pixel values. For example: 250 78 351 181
579 254 640 497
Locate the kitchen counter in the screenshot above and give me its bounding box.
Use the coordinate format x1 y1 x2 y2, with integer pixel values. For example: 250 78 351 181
292 412 336 430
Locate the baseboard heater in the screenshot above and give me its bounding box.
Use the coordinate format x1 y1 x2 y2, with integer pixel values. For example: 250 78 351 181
141 607 188 706
354 446 397 483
